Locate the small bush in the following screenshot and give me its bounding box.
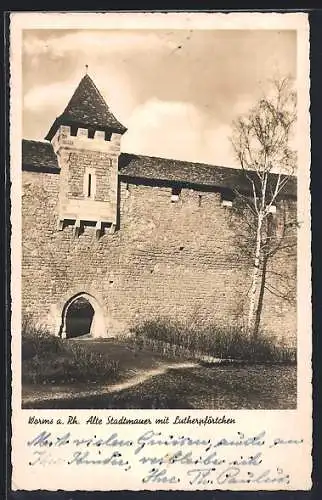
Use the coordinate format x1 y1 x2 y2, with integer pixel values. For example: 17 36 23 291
22 317 64 361
68 343 119 382
22 317 119 384
128 318 296 364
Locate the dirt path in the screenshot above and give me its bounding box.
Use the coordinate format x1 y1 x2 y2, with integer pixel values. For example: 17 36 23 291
104 362 197 393
22 361 197 405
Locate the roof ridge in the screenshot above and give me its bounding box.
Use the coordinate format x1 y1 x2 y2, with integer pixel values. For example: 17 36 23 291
120 152 230 170
22 138 49 144
120 152 297 179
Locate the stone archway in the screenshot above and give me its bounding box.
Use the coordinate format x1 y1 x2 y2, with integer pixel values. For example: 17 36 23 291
60 292 106 339
65 296 94 338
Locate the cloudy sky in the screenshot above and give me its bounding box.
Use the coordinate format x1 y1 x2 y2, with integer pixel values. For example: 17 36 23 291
22 29 296 167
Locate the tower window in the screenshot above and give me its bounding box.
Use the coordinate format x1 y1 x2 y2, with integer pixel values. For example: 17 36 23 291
87 174 92 198
171 187 182 203
83 168 96 199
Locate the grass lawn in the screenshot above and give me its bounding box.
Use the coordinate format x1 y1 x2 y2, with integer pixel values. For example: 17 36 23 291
22 338 182 404
22 342 296 410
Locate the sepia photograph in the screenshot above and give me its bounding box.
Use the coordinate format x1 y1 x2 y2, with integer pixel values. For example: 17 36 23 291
20 27 298 411
9 12 313 493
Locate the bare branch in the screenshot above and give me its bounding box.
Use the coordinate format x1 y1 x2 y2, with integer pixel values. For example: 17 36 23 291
229 75 297 336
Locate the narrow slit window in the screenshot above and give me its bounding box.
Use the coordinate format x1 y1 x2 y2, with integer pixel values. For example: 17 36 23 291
87 174 92 198
84 169 96 199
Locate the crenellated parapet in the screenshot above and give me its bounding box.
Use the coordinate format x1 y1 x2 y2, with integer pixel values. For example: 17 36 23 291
51 125 122 157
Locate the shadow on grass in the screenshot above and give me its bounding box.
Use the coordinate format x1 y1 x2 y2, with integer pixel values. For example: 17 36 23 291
22 364 296 410
22 393 192 410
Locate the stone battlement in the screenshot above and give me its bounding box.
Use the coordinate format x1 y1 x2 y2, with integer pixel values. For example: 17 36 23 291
52 125 122 156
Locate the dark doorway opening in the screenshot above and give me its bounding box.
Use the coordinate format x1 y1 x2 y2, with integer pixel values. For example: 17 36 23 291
65 297 94 338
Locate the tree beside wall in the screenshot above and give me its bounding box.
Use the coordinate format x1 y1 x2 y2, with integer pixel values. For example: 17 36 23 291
230 77 297 337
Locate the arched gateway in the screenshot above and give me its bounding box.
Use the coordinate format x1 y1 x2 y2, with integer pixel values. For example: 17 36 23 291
59 292 106 339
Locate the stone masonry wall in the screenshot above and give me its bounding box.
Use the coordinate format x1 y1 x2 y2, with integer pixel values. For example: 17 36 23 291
67 150 114 202
22 170 297 347
55 127 120 224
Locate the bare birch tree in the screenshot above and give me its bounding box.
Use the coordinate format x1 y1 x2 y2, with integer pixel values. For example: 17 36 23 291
230 77 297 337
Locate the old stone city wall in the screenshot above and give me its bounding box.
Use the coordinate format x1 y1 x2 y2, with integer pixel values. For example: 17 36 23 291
21 169 297 347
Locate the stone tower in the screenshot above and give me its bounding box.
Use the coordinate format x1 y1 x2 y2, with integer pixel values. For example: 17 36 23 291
45 73 127 237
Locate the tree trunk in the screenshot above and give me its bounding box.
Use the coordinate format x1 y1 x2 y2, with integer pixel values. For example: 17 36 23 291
253 254 268 337
253 213 274 336
247 214 263 335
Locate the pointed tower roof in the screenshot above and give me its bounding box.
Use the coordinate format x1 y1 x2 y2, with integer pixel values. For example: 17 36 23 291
45 74 127 141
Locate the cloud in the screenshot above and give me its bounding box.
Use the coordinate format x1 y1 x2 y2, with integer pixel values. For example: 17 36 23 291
24 81 76 112
122 98 239 166
22 30 296 167
203 124 237 167
23 65 136 128
23 84 245 166
23 30 177 59
122 98 205 161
